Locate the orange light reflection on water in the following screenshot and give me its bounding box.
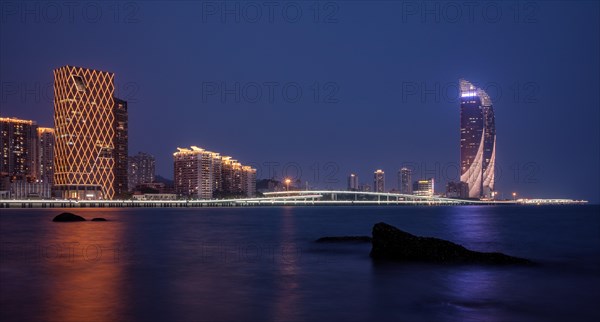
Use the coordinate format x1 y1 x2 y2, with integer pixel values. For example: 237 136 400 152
39 209 129 322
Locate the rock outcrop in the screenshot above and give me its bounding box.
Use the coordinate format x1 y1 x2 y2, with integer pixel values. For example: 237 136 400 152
52 212 86 222
370 222 533 265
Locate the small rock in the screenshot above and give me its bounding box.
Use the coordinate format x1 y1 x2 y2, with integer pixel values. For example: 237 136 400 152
52 212 86 222
91 218 107 221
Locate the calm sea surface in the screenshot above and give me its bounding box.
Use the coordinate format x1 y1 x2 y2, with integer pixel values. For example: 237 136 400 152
1 205 599 322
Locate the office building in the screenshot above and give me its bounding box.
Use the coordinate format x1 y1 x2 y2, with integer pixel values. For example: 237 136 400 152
413 178 435 197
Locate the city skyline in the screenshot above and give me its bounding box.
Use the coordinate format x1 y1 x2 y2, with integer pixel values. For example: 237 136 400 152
0 69 593 202
1 2 598 202
1 3 598 322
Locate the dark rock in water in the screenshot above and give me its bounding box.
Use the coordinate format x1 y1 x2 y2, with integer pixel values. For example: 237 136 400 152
370 222 533 265
52 212 86 222
316 236 372 243
91 218 107 221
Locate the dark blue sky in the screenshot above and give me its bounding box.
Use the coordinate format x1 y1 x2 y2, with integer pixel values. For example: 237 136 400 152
1 1 599 202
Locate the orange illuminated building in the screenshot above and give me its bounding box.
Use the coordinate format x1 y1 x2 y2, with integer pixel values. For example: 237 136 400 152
53 66 128 200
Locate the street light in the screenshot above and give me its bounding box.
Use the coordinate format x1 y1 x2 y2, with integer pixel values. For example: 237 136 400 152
285 178 291 191
512 192 517 201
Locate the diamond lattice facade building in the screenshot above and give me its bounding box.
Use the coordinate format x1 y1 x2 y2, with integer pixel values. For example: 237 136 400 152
53 66 122 200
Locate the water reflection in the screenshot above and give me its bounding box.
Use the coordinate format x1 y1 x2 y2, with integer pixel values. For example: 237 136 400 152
39 209 128 322
446 206 502 252
441 268 504 322
165 209 262 321
2 206 597 321
271 207 301 321
437 207 507 321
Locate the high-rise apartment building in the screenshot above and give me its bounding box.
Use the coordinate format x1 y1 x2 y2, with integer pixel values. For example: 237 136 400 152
221 156 254 197
173 147 200 197
112 97 128 198
0 117 39 182
174 146 256 199
373 169 385 193
221 156 240 196
347 173 358 191
460 79 496 198
398 167 412 195
128 152 156 190
37 127 55 185
242 165 257 198
173 146 221 199
0 118 55 199
53 65 127 200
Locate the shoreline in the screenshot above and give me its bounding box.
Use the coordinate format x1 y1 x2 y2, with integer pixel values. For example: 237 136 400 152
0 199 588 209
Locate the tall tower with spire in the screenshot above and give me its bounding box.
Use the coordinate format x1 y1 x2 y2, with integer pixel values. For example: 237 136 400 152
459 79 496 198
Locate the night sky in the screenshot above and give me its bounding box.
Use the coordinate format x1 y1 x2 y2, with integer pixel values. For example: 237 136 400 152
1 1 598 202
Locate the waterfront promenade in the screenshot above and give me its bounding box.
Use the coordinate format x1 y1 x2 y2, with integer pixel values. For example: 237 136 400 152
0 191 587 208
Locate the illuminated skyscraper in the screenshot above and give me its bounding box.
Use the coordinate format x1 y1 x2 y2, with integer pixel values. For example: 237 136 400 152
53 66 117 200
373 169 385 193
459 79 496 198
398 167 412 194
0 117 38 182
347 173 358 191
37 127 55 185
112 97 129 198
